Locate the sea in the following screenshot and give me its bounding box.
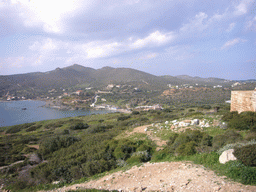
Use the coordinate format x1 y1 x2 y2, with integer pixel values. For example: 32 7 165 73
0 100 111 127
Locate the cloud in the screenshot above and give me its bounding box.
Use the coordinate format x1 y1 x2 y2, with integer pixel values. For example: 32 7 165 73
233 0 253 16
139 52 158 60
0 0 86 34
83 41 122 59
178 10 228 38
164 45 195 61
246 16 256 31
221 38 247 50
130 31 174 49
180 12 208 33
29 38 57 52
226 23 236 32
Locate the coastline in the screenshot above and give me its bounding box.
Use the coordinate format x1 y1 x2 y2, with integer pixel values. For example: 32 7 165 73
0 99 132 114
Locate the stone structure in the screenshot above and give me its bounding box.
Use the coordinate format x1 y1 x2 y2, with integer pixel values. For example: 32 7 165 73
230 89 256 113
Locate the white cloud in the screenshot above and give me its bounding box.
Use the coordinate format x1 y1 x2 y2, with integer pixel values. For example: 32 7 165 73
246 16 256 31
226 23 236 32
29 38 58 52
83 41 122 59
130 31 174 49
180 12 208 33
164 45 195 61
3 0 85 33
233 0 253 16
221 38 247 50
139 53 158 60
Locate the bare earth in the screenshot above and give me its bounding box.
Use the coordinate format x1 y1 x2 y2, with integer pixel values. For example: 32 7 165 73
46 161 256 192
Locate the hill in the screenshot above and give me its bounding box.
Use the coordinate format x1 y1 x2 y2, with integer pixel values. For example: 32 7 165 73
0 64 237 97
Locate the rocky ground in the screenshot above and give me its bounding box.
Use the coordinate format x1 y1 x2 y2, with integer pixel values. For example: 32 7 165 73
43 161 256 192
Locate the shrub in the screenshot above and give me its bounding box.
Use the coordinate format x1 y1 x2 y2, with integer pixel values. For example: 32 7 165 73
127 151 151 164
176 141 196 156
200 134 213 147
201 105 212 109
234 144 256 167
39 136 80 156
225 160 256 185
217 140 256 155
98 119 104 123
26 124 42 132
132 111 140 115
70 123 89 130
212 130 242 150
86 125 107 134
167 133 179 146
117 115 131 121
222 111 256 131
6 125 22 134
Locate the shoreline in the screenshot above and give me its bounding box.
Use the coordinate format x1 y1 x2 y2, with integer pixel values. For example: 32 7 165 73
0 99 132 113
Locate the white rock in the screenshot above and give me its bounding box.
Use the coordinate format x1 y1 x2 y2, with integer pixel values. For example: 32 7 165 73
219 149 237 164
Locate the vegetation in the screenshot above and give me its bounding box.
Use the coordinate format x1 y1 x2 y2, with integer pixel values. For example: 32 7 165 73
1 107 256 191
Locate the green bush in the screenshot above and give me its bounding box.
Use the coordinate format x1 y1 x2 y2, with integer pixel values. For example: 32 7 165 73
234 144 256 166
117 115 131 121
225 161 256 185
176 141 196 156
70 123 89 130
132 111 140 115
222 111 256 131
26 124 43 132
201 105 212 109
39 136 80 156
217 140 256 155
127 151 151 164
212 130 242 150
6 125 22 133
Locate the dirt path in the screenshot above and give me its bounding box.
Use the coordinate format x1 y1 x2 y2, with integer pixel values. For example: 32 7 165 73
124 124 167 150
0 160 24 171
45 161 256 192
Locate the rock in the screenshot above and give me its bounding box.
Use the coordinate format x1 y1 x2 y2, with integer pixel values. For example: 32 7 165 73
52 181 60 185
213 186 221 191
29 153 41 165
219 149 237 164
192 119 199 125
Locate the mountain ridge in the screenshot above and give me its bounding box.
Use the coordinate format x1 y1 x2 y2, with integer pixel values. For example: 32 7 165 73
1 64 249 95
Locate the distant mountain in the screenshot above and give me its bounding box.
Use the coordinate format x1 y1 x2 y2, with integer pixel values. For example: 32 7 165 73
0 64 245 95
171 75 232 86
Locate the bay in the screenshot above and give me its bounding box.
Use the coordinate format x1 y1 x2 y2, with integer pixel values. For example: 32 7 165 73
0 100 111 127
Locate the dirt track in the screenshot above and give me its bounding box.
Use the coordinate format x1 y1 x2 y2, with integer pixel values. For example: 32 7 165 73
45 161 256 192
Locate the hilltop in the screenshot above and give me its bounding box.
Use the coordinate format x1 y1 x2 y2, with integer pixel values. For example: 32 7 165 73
0 64 236 95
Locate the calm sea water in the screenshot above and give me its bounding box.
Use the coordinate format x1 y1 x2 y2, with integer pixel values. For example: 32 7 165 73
0 100 111 127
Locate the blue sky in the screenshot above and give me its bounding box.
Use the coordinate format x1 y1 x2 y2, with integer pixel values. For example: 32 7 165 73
0 0 255 80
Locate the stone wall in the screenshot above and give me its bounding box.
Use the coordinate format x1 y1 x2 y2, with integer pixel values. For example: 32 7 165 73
230 90 256 113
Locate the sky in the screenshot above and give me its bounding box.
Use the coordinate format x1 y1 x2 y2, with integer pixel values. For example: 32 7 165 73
0 0 255 80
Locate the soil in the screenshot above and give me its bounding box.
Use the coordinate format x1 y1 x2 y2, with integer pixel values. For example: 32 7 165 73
123 125 167 151
45 161 256 192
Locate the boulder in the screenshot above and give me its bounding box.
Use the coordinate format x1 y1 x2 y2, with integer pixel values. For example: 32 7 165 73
29 153 42 165
219 149 237 164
